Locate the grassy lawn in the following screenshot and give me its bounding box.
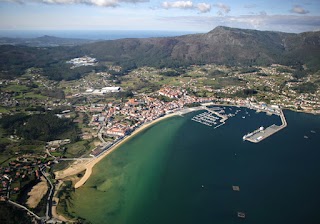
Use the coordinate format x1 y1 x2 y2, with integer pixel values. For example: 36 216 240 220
24 92 47 99
64 140 92 157
0 107 9 113
52 160 72 172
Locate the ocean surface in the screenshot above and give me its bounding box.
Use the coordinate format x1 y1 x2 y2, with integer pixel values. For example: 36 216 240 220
0 30 196 40
67 108 320 224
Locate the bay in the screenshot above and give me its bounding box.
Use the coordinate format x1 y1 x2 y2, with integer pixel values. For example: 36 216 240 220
68 108 320 224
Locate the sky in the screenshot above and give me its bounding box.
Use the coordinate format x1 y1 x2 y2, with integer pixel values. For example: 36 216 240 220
0 0 320 33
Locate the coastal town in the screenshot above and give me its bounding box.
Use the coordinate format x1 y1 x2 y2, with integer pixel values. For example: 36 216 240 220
0 61 319 223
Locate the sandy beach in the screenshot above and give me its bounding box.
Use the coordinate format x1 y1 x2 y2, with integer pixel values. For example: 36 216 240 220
55 112 179 189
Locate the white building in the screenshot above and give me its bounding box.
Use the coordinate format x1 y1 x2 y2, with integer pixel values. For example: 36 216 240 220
102 87 121 92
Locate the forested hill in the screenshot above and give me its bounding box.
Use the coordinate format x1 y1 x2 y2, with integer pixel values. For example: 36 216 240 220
81 26 320 69
1 26 320 80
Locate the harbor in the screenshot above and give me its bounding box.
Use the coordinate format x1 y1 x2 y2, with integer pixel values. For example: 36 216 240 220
243 109 287 143
188 103 288 143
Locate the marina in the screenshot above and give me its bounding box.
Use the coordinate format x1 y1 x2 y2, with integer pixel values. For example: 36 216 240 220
191 112 219 127
190 106 228 128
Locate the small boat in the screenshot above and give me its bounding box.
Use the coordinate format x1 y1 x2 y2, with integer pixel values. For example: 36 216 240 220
304 135 309 139
242 116 245 119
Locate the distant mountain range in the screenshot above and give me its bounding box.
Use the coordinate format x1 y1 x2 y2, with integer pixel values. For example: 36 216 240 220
0 35 96 47
0 26 319 80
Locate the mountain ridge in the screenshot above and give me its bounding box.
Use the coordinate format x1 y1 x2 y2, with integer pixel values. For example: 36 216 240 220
0 26 319 80
78 26 319 70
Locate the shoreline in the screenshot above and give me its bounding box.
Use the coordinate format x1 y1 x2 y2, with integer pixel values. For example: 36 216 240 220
73 112 179 188
55 103 296 185
53 103 312 221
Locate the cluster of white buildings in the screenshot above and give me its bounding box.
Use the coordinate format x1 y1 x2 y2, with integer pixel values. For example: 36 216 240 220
85 87 121 95
66 56 97 68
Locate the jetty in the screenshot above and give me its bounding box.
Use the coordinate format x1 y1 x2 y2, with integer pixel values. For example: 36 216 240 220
243 109 287 143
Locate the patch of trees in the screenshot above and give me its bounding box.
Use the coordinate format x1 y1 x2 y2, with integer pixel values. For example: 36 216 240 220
243 89 258 95
156 95 174 102
43 63 95 81
25 106 46 112
113 91 134 98
276 67 292 73
234 89 258 98
208 70 225 77
0 112 78 142
160 70 180 77
292 70 308 79
41 88 65 99
293 82 318 94
0 203 32 224
239 67 261 74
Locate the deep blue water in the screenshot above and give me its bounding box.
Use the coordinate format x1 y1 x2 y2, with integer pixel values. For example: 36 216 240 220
70 108 320 224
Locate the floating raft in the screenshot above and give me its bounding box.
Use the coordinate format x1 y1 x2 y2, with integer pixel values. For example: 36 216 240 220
237 212 246 219
232 186 240 191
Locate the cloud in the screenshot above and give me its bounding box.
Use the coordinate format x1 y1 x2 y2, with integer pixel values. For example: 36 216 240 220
162 1 193 9
159 15 320 33
162 1 211 13
197 3 211 13
213 2 230 14
290 5 310 14
1 0 149 7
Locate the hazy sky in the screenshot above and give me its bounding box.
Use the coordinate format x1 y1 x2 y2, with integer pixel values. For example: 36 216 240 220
0 0 319 33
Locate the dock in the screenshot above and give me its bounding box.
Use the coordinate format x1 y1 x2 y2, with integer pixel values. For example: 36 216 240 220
204 106 228 123
191 105 228 128
191 111 219 127
243 109 287 143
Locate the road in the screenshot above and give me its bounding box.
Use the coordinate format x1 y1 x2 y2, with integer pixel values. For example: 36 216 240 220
8 200 42 221
40 166 54 221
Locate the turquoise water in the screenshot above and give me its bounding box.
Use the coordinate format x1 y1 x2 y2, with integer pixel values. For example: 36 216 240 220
68 108 320 224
